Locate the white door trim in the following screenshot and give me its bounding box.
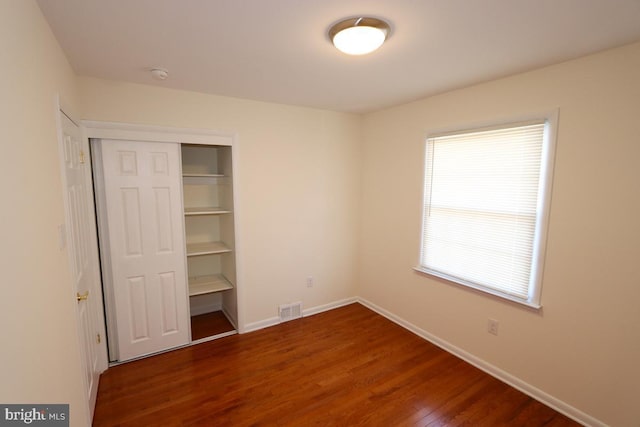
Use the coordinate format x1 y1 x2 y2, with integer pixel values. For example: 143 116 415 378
82 120 235 146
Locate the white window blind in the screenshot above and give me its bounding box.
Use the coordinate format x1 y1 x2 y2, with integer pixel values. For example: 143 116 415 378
419 120 552 306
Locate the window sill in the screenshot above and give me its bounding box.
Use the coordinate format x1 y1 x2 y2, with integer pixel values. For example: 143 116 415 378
413 266 542 310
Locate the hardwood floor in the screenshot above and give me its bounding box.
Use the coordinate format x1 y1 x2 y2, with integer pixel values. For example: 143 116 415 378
93 303 579 426
190 311 235 341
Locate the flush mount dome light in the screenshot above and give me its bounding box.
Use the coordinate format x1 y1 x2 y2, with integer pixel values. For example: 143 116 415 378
329 17 390 55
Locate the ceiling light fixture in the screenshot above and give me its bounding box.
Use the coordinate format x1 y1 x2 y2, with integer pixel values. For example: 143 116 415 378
329 17 390 56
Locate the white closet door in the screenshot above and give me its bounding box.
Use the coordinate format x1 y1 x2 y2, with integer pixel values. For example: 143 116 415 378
100 139 189 361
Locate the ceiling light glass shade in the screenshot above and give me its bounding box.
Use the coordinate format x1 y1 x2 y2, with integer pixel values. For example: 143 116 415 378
329 17 390 55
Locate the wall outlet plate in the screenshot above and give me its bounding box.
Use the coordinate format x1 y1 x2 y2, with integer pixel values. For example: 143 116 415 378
488 318 499 336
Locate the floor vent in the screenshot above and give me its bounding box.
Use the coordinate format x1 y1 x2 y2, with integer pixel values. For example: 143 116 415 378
279 302 302 322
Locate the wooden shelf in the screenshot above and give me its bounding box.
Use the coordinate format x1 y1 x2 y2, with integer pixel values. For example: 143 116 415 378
186 241 232 256
184 206 231 215
188 274 233 296
182 174 227 185
183 173 225 178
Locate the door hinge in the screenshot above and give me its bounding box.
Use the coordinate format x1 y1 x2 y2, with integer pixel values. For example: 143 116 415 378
79 149 86 164
96 334 101 344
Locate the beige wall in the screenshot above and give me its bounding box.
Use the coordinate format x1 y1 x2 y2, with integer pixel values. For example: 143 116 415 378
4 1 639 425
78 78 362 326
359 42 640 426
0 1 89 426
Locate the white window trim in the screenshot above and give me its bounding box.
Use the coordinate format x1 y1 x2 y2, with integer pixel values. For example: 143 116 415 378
414 110 559 309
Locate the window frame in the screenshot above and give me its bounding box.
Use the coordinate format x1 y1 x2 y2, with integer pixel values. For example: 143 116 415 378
414 111 558 309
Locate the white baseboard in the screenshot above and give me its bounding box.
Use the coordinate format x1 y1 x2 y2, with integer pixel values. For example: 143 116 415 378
357 297 604 427
302 296 358 317
243 297 358 334
244 316 280 333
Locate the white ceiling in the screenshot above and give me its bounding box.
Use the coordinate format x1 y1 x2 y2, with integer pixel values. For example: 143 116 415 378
38 0 640 113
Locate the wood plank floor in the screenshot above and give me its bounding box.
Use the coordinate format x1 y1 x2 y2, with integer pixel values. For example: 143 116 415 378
93 303 579 426
190 311 235 341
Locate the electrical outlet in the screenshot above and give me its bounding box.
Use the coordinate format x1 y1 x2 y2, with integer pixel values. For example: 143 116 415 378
306 276 314 287
488 318 499 336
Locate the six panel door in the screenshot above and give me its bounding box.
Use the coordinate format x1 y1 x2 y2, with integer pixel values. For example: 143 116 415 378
100 139 189 361
60 112 107 418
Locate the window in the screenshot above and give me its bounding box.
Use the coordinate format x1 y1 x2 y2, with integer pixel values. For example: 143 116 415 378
417 117 556 308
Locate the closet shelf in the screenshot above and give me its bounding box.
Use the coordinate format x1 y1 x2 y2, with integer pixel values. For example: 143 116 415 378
182 173 225 178
188 274 233 296
184 206 232 215
186 241 232 256
182 174 228 185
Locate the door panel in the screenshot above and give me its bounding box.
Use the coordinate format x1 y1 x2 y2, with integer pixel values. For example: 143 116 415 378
153 187 174 252
121 188 143 255
159 271 179 334
100 140 189 361
127 275 150 342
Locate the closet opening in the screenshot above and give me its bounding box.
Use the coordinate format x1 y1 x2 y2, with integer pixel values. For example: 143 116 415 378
181 144 238 343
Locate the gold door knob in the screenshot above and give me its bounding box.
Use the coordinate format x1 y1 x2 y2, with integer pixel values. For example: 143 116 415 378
76 291 89 302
